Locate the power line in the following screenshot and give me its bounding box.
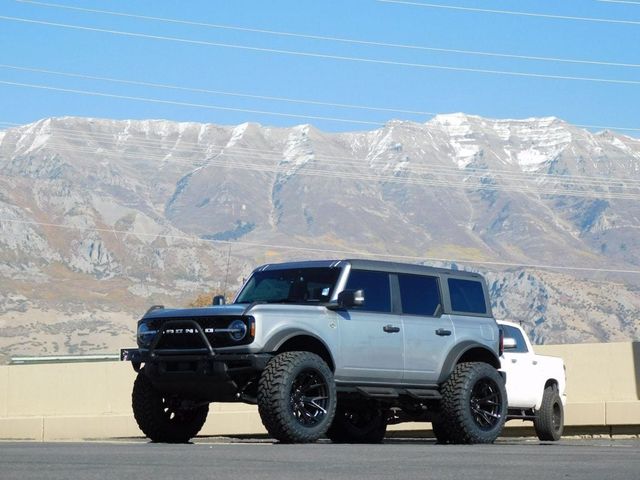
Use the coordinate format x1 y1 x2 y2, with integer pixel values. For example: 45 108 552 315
38 134 640 189
597 0 640 5
2 15 640 86
0 64 436 117
0 80 383 126
4 122 640 189
5 142 640 200
571 122 640 132
14 0 640 69
378 0 640 26
3 65 640 134
1 215 639 274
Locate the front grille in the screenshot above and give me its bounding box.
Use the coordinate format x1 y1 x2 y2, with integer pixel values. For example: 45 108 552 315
148 316 253 350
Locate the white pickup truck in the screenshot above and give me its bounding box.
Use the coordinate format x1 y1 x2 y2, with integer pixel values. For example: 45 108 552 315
498 321 567 441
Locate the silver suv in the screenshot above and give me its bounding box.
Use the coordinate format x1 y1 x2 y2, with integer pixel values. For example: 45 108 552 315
122 259 507 444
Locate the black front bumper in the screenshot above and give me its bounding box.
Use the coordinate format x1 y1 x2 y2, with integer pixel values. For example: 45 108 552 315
121 317 272 402
121 347 272 402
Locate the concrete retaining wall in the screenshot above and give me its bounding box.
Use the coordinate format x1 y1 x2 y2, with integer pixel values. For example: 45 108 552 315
1 342 638 440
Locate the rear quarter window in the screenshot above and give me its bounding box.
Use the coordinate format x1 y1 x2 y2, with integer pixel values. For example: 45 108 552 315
398 273 441 316
447 278 487 315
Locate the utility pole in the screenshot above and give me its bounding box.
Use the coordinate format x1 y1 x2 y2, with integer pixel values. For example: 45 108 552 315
222 244 232 300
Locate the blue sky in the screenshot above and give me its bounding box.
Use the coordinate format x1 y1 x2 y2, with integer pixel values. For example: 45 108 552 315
1 0 639 134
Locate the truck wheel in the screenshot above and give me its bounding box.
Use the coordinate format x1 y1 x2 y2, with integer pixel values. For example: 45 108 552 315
326 400 387 443
534 385 564 441
258 351 336 443
431 419 454 444
132 372 209 443
440 362 507 444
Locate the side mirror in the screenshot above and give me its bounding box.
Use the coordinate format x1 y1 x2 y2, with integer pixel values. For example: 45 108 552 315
337 289 365 308
212 295 226 306
504 337 517 350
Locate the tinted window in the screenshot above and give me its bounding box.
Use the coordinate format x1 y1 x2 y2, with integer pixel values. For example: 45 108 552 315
501 325 529 353
398 274 441 316
235 267 341 304
344 270 391 313
448 278 487 314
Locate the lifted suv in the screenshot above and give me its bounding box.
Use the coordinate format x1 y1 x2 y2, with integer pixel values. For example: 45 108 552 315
122 259 507 444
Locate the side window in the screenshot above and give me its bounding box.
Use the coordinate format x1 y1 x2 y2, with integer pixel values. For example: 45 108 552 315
447 278 487 314
502 325 529 353
344 270 391 313
398 274 441 316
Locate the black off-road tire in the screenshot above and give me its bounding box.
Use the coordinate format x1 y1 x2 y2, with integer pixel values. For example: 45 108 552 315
431 419 454 444
534 385 564 441
440 362 507 444
258 351 336 443
326 400 388 444
132 372 209 443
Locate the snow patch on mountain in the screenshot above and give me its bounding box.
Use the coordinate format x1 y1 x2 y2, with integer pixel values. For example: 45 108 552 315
226 122 251 149
429 114 481 168
281 124 314 175
516 148 552 171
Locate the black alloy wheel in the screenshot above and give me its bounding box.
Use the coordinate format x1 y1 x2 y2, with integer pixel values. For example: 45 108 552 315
552 402 562 432
289 369 330 427
469 377 503 430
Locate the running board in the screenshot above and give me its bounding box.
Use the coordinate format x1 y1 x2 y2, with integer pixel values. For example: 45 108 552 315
353 386 441 400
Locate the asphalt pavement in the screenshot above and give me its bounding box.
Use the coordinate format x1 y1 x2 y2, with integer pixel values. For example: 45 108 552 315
1 437 639 480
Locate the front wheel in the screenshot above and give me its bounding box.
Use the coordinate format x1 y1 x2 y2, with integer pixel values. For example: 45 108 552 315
440 362 507 444
534 385 564 441
257 351 336 443
326 400 388 444
132 372 209 443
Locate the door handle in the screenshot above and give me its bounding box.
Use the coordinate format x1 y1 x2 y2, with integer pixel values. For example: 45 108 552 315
435 328 452 336
383 325 400 333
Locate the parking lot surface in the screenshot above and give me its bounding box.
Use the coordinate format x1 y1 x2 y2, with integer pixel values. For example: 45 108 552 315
1 437 639 480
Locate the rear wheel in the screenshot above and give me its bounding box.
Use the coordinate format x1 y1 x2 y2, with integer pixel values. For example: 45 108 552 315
534 385 564 441
258 351 336 443
326 400 387 443
132 372 209 443
440 362 507 444
431 419 454 444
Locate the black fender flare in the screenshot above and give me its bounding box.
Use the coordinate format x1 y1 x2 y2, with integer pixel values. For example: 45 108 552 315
262 328 336 370
437 341 501 384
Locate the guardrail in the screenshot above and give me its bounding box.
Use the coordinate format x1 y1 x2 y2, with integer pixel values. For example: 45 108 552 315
0 341 638 441
9 355 121 365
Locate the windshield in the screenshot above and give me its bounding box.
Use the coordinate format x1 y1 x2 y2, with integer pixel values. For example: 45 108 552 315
235 267 342 304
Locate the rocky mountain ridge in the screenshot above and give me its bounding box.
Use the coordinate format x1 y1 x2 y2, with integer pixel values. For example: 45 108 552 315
0 114 638 360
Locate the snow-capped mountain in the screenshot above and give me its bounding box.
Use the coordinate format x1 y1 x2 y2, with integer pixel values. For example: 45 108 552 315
0 114 638 360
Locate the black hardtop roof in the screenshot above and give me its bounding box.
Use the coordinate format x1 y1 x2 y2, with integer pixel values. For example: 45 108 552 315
255 259 484 280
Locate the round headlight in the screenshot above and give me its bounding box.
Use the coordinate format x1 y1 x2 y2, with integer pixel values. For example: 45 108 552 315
228 319 247 341
137 322 158 347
